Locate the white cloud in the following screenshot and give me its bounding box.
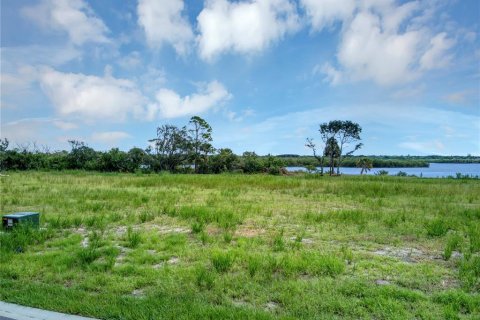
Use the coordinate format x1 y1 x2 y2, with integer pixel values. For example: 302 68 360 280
1 118 74 149
53 120 78 130
39 68 145 122
420 32 455 70
21 0 109 45
118 51 141 69
318 62 342 85
215 104 480 155
398 140 445 154
91 131 131 145
197 0 300 61
1 45 81 70
336 10 423 86
137 0 194 55
301 0 355 31
306 0 455 86
147 81 231 119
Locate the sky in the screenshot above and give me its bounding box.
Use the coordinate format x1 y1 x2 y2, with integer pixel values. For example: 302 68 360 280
1 0 479 156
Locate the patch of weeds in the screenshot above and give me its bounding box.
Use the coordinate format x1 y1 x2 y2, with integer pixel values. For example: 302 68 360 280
341 245 354 265
77 248 100 266
195 266 215 290
211 250 235 273
199 231 209 245
0 224 53 256
444 232 462 260
108 212 123 223
71 216 83 227
125 227 142 248
433 290 477 317
88 231 104 249
191 220 205 234
458 255 480 292
247 255 261 277
384 214 401 229
467 224 480 254
272 230 285 252
85 215 106 230
138 211 154 223
223 232 233 244
426 218 450 237
308 253 345 276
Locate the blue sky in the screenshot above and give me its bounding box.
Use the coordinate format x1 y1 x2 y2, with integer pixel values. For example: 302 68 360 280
1 0 479 155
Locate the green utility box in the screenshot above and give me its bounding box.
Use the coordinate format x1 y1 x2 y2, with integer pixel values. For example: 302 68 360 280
2 212 40 230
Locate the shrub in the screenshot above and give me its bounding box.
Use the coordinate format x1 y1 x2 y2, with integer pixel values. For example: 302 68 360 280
211 250 235 273
247 255 261 277
191 220 205 234
426 218 449 237
444 233 462 260
459 255 480 292
125 227 142 248
77 248 100 265
272 230 285 252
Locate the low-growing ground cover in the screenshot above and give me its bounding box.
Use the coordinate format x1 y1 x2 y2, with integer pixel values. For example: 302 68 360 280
0 171 479 319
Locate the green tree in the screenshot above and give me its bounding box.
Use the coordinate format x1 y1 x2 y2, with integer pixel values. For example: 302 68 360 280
310 120 362 175
335 120 363 174
209 148 238 173
67 140 97 170
356 158 373 175
149 125 189 172
324 137 340 175
188 116 214 173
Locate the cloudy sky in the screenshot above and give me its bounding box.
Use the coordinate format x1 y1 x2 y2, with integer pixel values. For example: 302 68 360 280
1 0 479 155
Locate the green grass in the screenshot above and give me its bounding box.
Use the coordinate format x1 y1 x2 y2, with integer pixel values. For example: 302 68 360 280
0 171 479 319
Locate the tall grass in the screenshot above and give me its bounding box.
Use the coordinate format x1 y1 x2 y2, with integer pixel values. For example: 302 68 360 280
0 172 479 319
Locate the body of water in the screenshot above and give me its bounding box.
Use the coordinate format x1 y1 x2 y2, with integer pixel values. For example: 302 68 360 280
286 163 480 178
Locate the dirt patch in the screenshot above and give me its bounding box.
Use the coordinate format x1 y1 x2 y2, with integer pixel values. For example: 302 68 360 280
375 279 391 286
235 226 265 238
289 236 314 244
264 301 280 312
132 289 145 297
81 237 89 248
168 256 179 265
114 245 131 267
372 246 440 263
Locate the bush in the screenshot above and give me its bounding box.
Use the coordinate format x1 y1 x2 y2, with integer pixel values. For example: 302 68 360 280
444 233 462 260
211 250 235 273
426 218 450 237
125 227 142 248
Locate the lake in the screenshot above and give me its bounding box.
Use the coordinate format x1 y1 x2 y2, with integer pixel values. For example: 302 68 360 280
286 163 480 178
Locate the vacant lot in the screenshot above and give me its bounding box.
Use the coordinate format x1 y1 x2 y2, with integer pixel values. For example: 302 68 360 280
0 172 479 319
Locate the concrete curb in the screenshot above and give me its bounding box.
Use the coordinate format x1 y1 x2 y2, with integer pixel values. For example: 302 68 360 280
0 301 98 320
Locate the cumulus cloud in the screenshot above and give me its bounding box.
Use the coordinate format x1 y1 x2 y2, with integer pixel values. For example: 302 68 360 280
91 131 131 145
197 0 300 60
305 0 455 86
137 0 194 55
147 81 231 119
301 0 355 31
21 0 109 45
1 118 76 149
419 32 455 70
39 68 145 122
398 140 445 154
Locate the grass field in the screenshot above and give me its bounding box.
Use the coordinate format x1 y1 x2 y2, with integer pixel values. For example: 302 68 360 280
0 171 479 319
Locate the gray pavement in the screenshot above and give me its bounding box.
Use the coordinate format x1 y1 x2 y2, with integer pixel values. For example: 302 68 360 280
0 301 98 320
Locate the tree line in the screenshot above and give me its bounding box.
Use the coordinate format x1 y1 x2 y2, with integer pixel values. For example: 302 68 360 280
0 116 286 175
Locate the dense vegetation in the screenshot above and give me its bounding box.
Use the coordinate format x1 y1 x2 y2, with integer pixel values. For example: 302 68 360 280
1 172 479 319
1 117 478 174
